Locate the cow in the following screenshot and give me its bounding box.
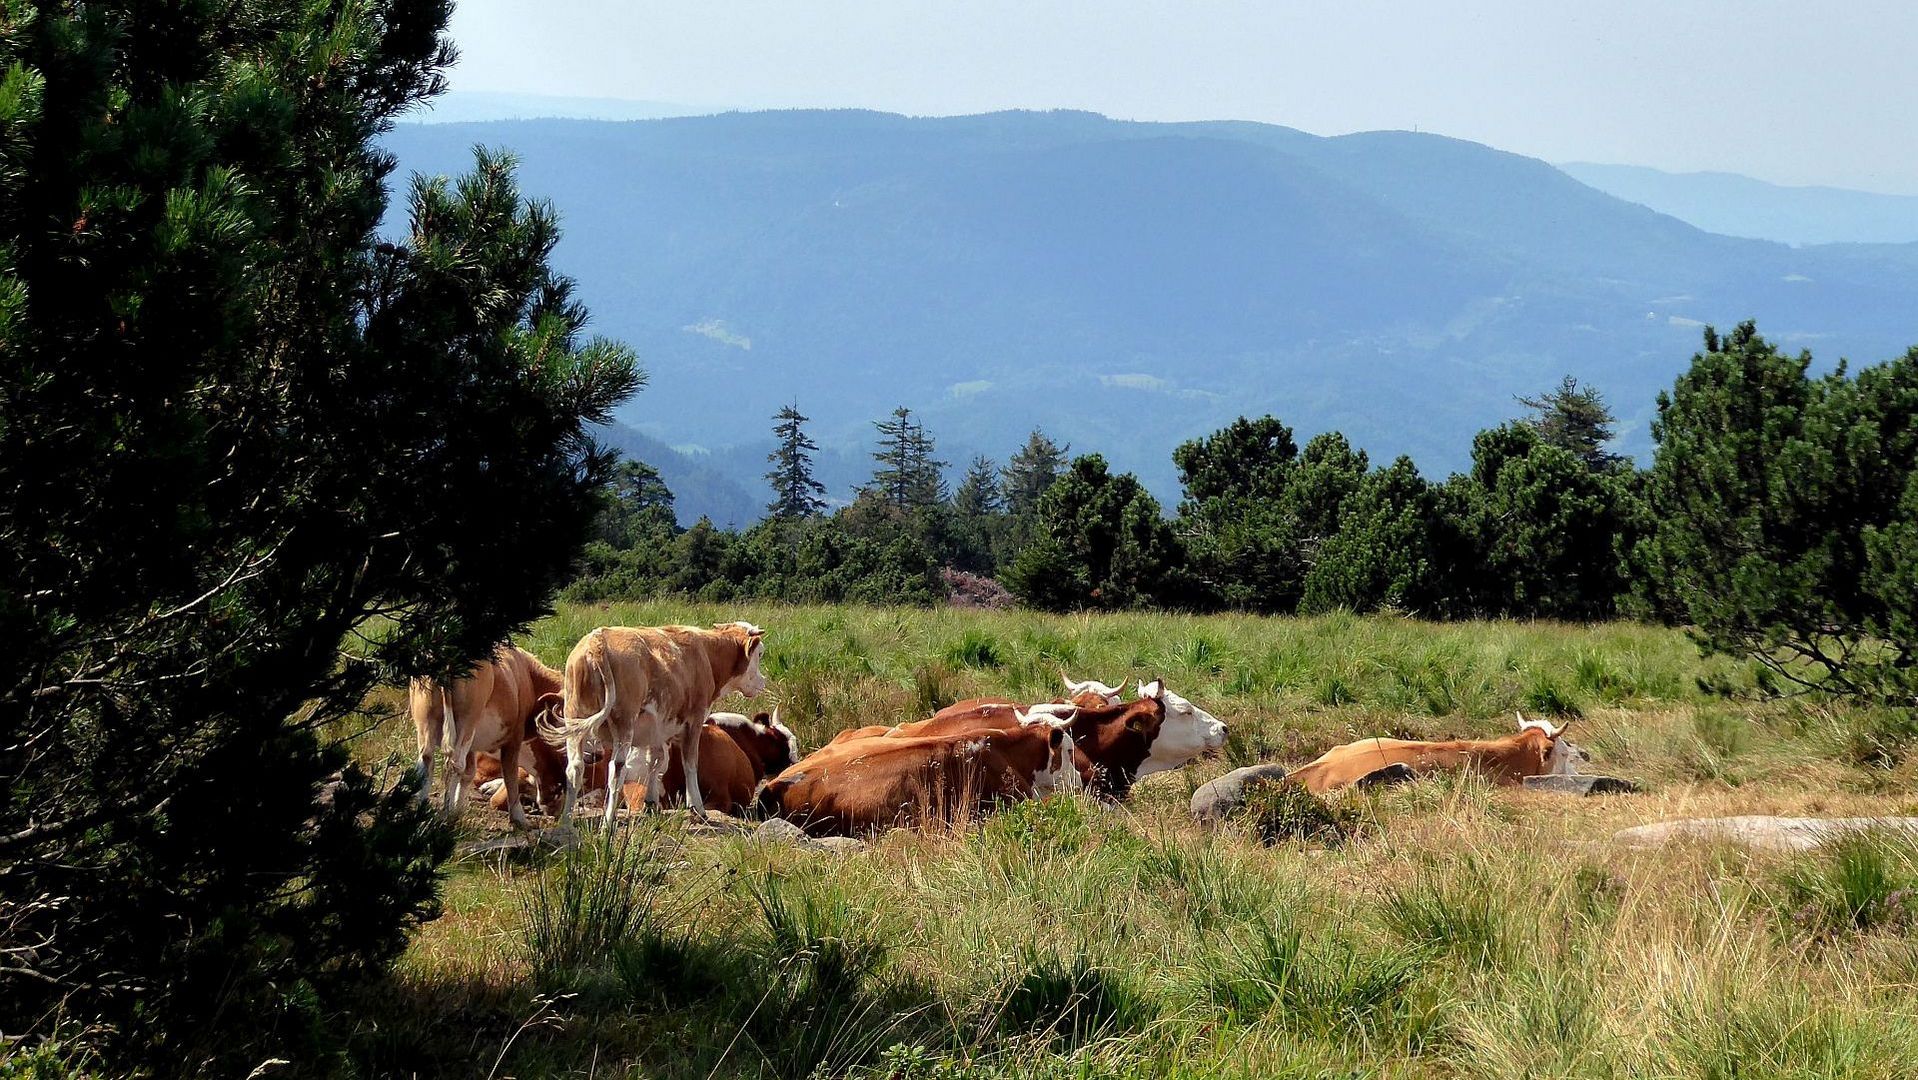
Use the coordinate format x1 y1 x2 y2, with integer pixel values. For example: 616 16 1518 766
819 673 1131 748
485 710 798 818
409 646 561 828
1282 713 1591 795
861 679 1226 800
542 622 767 827
758 711 1080 836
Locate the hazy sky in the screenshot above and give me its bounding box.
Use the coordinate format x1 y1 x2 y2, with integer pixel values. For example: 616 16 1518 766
446 2 1918 194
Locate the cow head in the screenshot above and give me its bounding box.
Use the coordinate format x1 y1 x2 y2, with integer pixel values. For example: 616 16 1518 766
760 708 801 776
1016 709 1084 796
1517 712 1588 775
1061 673 1124 708
1133 679 1228 778
715 621 767 698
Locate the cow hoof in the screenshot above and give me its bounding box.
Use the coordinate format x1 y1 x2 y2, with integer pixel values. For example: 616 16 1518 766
1355 763 1417 789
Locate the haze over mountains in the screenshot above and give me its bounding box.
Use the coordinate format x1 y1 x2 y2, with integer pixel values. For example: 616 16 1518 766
384 109 1918 526
1561 162 1918 246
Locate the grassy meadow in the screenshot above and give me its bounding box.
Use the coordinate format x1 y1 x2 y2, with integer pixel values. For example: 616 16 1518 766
341 602 1918 1078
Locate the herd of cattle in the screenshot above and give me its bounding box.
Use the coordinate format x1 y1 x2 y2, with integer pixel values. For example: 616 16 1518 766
409 621 1593 837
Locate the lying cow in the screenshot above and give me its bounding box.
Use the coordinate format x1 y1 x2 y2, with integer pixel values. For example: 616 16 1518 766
857 679 1226 800
827 674 1127 748
410 645 561 828
1283 713 1591 795
544 622 767 827
759 711 1079 836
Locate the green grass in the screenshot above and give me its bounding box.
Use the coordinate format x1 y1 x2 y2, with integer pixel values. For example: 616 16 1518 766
331 601 1918 1079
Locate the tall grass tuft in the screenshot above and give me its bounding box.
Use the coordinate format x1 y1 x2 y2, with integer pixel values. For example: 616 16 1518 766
994 948 1156 1048
1381 868 1511 970
1773 830 1918 939
912 662 957 716
520 827 674 977
1521 673 1583 718
1209 918 1428 1043
945 628 1006 670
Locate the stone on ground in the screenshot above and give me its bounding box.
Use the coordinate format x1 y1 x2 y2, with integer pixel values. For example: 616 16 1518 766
1190 763 1291 822
1613 816 1918 853
1522 774 1640 796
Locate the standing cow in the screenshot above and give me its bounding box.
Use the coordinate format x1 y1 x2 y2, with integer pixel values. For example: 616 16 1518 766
543 622 767 827
409 645 562 828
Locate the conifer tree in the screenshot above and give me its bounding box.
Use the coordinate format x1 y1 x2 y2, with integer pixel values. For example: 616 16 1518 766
1518 375 1625 471
866 406 946 510
0 0 638 1062
766 403 828 520
954 455 1003 518
1002 429 1069 516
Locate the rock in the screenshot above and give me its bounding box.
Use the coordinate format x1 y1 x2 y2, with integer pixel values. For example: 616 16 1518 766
1522 774 1641 796
1190 763 1291 822
1355 763 1417 789
753 817 812 844
749 817 868 853
457 825 580 861
1612 816 1918 853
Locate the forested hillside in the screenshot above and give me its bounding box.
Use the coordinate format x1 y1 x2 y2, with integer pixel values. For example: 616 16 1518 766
385 109 1918 502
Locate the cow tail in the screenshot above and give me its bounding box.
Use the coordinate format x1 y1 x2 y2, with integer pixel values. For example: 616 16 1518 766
540 633 615 745
438 687 457 756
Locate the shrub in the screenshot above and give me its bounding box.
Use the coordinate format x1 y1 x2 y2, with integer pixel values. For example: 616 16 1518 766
1237 780 1365 846
943 568 1016 610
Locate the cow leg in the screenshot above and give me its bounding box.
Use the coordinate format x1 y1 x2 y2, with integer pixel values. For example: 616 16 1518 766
559 737 587 822
414 747 435 807
603 737 632 831
444 729 478 817
501 753 531 830
679 723 708 821
641 740 666 813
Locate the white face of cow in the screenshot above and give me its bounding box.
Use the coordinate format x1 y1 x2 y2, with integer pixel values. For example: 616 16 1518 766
1134 681 1228 779
717 622 767 698
1518 712 1587 775
1016 711 1084 797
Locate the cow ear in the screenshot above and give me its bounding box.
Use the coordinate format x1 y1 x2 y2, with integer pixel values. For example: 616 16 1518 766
1125 709 1151 733
1138 679 1164 701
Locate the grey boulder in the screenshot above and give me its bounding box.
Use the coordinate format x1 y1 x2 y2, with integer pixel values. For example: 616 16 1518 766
1190 763 1291 822
1613 815 1918 853
1522 774 1641 796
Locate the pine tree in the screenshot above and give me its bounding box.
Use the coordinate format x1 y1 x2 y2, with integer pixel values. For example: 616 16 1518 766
866 406 946 510
1518 375 1625 471
765 403 828 520
597 460 677 548
1002 429 1069 516
0 2 639 1063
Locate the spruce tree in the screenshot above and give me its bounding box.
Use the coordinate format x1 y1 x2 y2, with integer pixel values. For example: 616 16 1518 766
866 405 946 510
766 403 828 520
1003 429 1069 516
1518 375 1625 471
0 1 638 1064
954 455 1004 518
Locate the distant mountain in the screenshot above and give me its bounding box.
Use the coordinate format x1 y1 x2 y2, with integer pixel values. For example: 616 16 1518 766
401 91 715 125
1559 162 1918 246
382 110 1918 512
594 424 762 529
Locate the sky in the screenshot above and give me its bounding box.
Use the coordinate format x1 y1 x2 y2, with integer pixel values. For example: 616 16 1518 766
443 1 1918 195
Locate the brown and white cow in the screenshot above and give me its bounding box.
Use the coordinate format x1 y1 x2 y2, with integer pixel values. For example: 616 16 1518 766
758 711 1079 836
543 622 767 827
859 679 1225 800
1282 713 1591 795
409 645 561 828
486 709 798 818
